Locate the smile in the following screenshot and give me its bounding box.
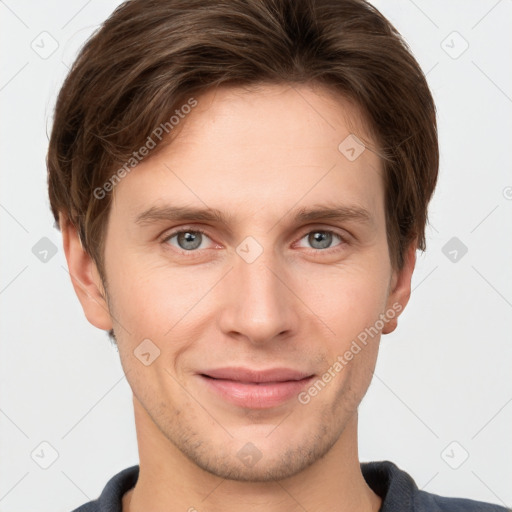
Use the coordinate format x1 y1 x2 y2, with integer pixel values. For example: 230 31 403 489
198 367 315 409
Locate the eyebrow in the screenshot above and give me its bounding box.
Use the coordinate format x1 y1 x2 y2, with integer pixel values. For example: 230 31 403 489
134 203 373 228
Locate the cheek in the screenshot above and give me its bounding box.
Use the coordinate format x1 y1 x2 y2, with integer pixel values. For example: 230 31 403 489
108 258 217 344
291 262 390 340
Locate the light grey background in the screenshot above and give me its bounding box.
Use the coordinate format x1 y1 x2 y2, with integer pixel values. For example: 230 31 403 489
1 0 511 511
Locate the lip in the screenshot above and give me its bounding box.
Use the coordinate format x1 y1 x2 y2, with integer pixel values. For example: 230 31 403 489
198 367 315 409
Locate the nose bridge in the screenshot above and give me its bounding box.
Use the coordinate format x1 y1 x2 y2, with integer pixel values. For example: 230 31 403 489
217 241 296 343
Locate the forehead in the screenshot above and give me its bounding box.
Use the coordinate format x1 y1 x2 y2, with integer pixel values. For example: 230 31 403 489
110 82 384 226
177 82 374 154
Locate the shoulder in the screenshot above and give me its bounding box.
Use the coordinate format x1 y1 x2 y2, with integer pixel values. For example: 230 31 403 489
69 465 139 512
360 460 509 512
415 489 510 511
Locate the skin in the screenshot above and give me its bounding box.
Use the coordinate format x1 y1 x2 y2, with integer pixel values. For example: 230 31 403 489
61 82 416 512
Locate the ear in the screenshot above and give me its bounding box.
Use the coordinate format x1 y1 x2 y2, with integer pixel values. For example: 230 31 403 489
382 241 417 335
59 212 113 331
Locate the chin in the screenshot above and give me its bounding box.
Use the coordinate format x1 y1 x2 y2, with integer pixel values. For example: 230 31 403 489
176 429 337 483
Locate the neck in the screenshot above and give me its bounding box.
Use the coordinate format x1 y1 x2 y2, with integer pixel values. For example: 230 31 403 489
123 398 382 512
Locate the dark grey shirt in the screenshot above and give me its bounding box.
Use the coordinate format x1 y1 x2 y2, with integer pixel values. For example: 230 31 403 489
71 460 510 511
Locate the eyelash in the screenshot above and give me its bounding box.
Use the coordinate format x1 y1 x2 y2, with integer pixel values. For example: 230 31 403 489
160 226 349 255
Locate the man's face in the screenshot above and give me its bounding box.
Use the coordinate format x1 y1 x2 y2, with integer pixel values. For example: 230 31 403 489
85 83 411 481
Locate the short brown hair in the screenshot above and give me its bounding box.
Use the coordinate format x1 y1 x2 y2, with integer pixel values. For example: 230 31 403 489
47 0 438 279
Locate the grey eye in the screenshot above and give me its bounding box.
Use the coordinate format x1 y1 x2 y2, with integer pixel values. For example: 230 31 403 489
308 231 334 249
176 231 203 250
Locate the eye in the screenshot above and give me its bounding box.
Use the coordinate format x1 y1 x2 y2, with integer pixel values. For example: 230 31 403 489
163 229 214 251
297 230 345 251
161 227 347 254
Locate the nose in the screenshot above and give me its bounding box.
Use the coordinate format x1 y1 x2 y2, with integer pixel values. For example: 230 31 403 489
216 246 300 346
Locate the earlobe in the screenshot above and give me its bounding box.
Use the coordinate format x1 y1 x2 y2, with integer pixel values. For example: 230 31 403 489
382 241 417 335
59 212 113 331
